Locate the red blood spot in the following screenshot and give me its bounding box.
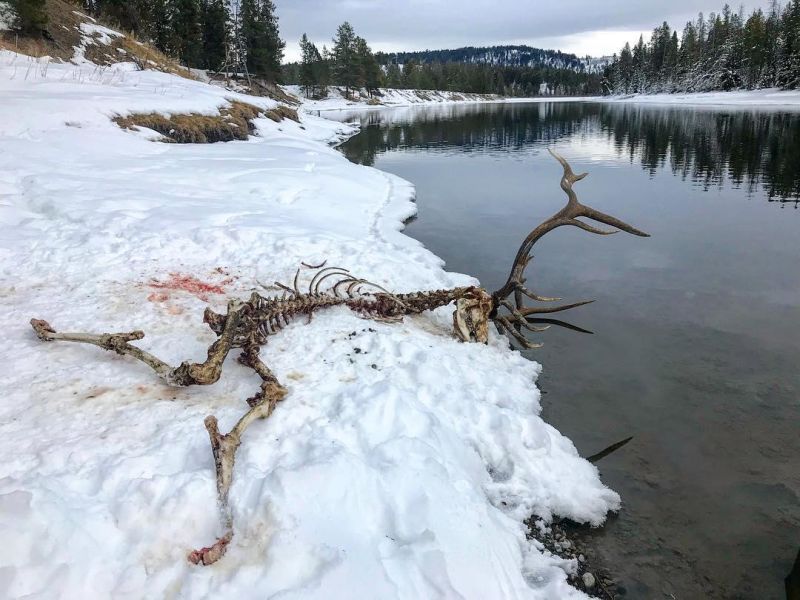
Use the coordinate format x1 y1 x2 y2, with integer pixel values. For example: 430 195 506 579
148 272 233 302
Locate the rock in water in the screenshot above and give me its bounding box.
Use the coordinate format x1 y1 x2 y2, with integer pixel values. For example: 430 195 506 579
582 572 596 589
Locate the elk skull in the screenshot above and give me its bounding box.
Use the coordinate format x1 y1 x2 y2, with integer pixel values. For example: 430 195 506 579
452 289 493 343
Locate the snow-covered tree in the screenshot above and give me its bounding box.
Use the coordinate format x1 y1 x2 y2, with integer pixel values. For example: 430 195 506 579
603 0 800 94
8 0 46 33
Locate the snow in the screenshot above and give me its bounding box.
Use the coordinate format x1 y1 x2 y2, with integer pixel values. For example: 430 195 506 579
0 48 620 598
602 88 800 109
287 85 800 114
284 85 502 112
80 22 124 46
72 21 125 63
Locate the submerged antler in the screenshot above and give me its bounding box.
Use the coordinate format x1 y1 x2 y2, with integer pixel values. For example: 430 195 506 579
491 149 649 348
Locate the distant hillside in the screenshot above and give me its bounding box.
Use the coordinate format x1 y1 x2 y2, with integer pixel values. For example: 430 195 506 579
376 45 610 74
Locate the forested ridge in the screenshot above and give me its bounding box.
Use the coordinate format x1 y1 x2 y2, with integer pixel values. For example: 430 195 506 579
603 1 800 93
376 46 602 72
285 41 605 97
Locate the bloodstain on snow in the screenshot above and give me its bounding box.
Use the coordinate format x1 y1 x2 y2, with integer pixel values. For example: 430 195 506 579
146 272 235 302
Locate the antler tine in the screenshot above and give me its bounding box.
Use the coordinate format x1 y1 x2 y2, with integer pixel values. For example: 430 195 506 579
577 204 650 238
548 148 587 206
498 300 551 333
495 316 544 349
516 299 594 316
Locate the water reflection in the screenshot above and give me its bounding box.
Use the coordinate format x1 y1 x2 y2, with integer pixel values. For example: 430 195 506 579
338 102 800 203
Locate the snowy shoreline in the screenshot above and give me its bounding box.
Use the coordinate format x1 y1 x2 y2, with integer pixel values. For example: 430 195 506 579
601 88 800 108
288 85 800 113
0 50 617 599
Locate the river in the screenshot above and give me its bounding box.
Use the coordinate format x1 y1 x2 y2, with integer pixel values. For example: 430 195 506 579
334 100 800 599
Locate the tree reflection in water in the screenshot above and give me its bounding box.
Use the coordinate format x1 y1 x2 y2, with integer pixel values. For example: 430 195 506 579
339 102 800 203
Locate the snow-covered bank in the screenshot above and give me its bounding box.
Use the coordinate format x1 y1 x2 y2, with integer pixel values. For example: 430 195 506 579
603 88 800 108
0 50 618 599
286 84 800 115
284 84 502 112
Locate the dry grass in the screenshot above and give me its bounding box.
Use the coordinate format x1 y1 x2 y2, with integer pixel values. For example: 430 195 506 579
251 80 299 105
264 105 299 123
86 34 197 81
0 35 55 57
206 74 300 105
114 101 298 144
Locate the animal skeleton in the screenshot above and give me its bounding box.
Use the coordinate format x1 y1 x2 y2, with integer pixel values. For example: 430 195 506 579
29 150 648 565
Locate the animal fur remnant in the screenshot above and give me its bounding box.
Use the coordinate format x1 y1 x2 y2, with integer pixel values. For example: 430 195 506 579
29 151 649 565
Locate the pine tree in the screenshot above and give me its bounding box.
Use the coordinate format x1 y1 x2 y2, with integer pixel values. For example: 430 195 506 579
239 0 284 80
148 0 172 54
632 35 647 92
9 0 47 33
316 45 331 95
663 31 679 90
743 9 767 87
171 0 203 67
762 1 782 86
354 36 382 96
779 0 800 88
201 0 229 71
299 33 321 97
618 43 633 93
385 63 402 88
401 59 419 89
89 0 149 34
331 21 358 97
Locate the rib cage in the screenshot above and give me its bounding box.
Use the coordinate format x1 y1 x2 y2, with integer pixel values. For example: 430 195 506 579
203 264 480 346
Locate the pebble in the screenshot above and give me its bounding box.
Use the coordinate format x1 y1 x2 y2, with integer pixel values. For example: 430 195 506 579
582 572 596 589
578 554 585 563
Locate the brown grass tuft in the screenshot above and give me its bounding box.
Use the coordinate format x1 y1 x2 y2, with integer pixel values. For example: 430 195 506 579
264 105 299 123
0 35 54 57
114 101 298 144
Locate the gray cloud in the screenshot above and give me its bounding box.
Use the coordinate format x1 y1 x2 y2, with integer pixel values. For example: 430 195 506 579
277 0 774 61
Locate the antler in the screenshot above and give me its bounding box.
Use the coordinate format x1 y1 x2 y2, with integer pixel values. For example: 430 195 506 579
491 149 649 348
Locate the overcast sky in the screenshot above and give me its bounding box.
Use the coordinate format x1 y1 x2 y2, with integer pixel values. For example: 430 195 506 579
277 0 774 62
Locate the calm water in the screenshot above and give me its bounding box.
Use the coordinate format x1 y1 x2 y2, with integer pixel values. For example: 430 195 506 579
336 102 800 599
